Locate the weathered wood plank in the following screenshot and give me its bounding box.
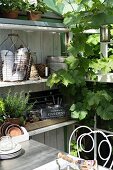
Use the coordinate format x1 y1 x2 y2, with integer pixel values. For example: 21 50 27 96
56 127 64 151
45 129 57 148
32 133 45 143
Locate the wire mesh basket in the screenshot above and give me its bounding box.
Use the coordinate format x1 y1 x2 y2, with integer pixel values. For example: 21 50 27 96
0 34 32 82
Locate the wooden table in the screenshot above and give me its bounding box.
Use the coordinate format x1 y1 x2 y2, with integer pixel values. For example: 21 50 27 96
0 140 59 170
0 139 109 170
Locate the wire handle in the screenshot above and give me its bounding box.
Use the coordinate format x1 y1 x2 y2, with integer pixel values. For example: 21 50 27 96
0 33 30 52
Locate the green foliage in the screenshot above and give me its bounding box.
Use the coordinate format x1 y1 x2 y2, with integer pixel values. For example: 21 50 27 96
0 0 24 11
0 98 5 123
70 140 83 157
70 103 88 120
70 88 113 121
4 91 33 119
0 98 5 114
24 0 48 13
47 0 113 123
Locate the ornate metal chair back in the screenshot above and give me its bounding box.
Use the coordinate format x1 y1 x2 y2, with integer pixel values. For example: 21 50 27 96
68 125 113 169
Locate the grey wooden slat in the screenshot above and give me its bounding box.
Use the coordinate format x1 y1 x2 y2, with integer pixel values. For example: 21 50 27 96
44 129 57 148
56 127 64 151
66 124 75 152
32 133 45 144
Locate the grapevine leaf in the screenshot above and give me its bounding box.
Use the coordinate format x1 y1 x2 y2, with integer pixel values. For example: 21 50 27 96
79 111 88 120
71 111 79 119
70 104 76 111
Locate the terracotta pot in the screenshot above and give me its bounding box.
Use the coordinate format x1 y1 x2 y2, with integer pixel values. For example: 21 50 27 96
27 11 42 21
2 10 19 19
5 118 20 125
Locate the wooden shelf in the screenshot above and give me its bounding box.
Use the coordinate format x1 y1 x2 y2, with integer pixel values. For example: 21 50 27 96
87 73 113 83
0 78 54 94
0 78 47 87
27 119 76 136
0 18 68 32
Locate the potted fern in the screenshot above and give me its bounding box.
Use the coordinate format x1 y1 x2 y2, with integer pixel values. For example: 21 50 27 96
4 91 33 125
24 0 47 20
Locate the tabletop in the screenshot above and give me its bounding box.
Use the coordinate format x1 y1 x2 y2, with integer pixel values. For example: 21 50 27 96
0 139 109 170
0 139 59 170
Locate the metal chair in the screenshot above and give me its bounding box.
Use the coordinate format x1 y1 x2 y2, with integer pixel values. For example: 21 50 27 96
68 125 113 169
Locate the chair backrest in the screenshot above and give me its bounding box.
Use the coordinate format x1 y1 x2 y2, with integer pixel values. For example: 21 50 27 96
68 125 113 169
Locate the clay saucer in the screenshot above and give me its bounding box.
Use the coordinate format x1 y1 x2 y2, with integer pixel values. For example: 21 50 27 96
0 122 12 136
5 124 23 137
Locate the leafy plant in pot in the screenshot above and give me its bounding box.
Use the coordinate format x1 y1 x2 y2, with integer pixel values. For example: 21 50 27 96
24 0 47 20
4 91 33 126
0 0 24 19
0 98 5 125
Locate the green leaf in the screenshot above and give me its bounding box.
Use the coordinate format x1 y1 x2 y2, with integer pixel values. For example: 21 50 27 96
79 110 88 120
97 104 113 120
71 110 80 119
70 104 76 111
46 73 60 88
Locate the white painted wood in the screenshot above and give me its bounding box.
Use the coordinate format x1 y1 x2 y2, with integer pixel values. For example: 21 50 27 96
52 32 61 56
84 29 100 34
0 29 61 66
0 30 12 50
100 42 108 57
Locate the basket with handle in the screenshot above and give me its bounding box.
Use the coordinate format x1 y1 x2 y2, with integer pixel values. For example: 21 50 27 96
0 34 32 82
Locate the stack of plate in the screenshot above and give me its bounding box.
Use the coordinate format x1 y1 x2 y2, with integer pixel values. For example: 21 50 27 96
0 143 22 160
0 122 23 159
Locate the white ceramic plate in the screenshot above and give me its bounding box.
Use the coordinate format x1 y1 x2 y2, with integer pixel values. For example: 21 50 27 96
0 149 22 160
0 143 21 154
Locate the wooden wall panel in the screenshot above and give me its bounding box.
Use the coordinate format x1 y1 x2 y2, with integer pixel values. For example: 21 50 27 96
0 30 12 50
32 133 45 144
44 130 57 148
56 127 64 151
30 125 76 152
0 29 61 66
66 124 75 152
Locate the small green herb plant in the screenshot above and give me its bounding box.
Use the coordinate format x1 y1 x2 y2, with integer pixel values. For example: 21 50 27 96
4 91 33 124
0 98 5 123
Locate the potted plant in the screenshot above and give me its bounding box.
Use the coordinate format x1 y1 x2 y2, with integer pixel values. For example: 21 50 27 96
0 0 25 19
4 91 33 125
24 0 47 20
0 98 5 125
